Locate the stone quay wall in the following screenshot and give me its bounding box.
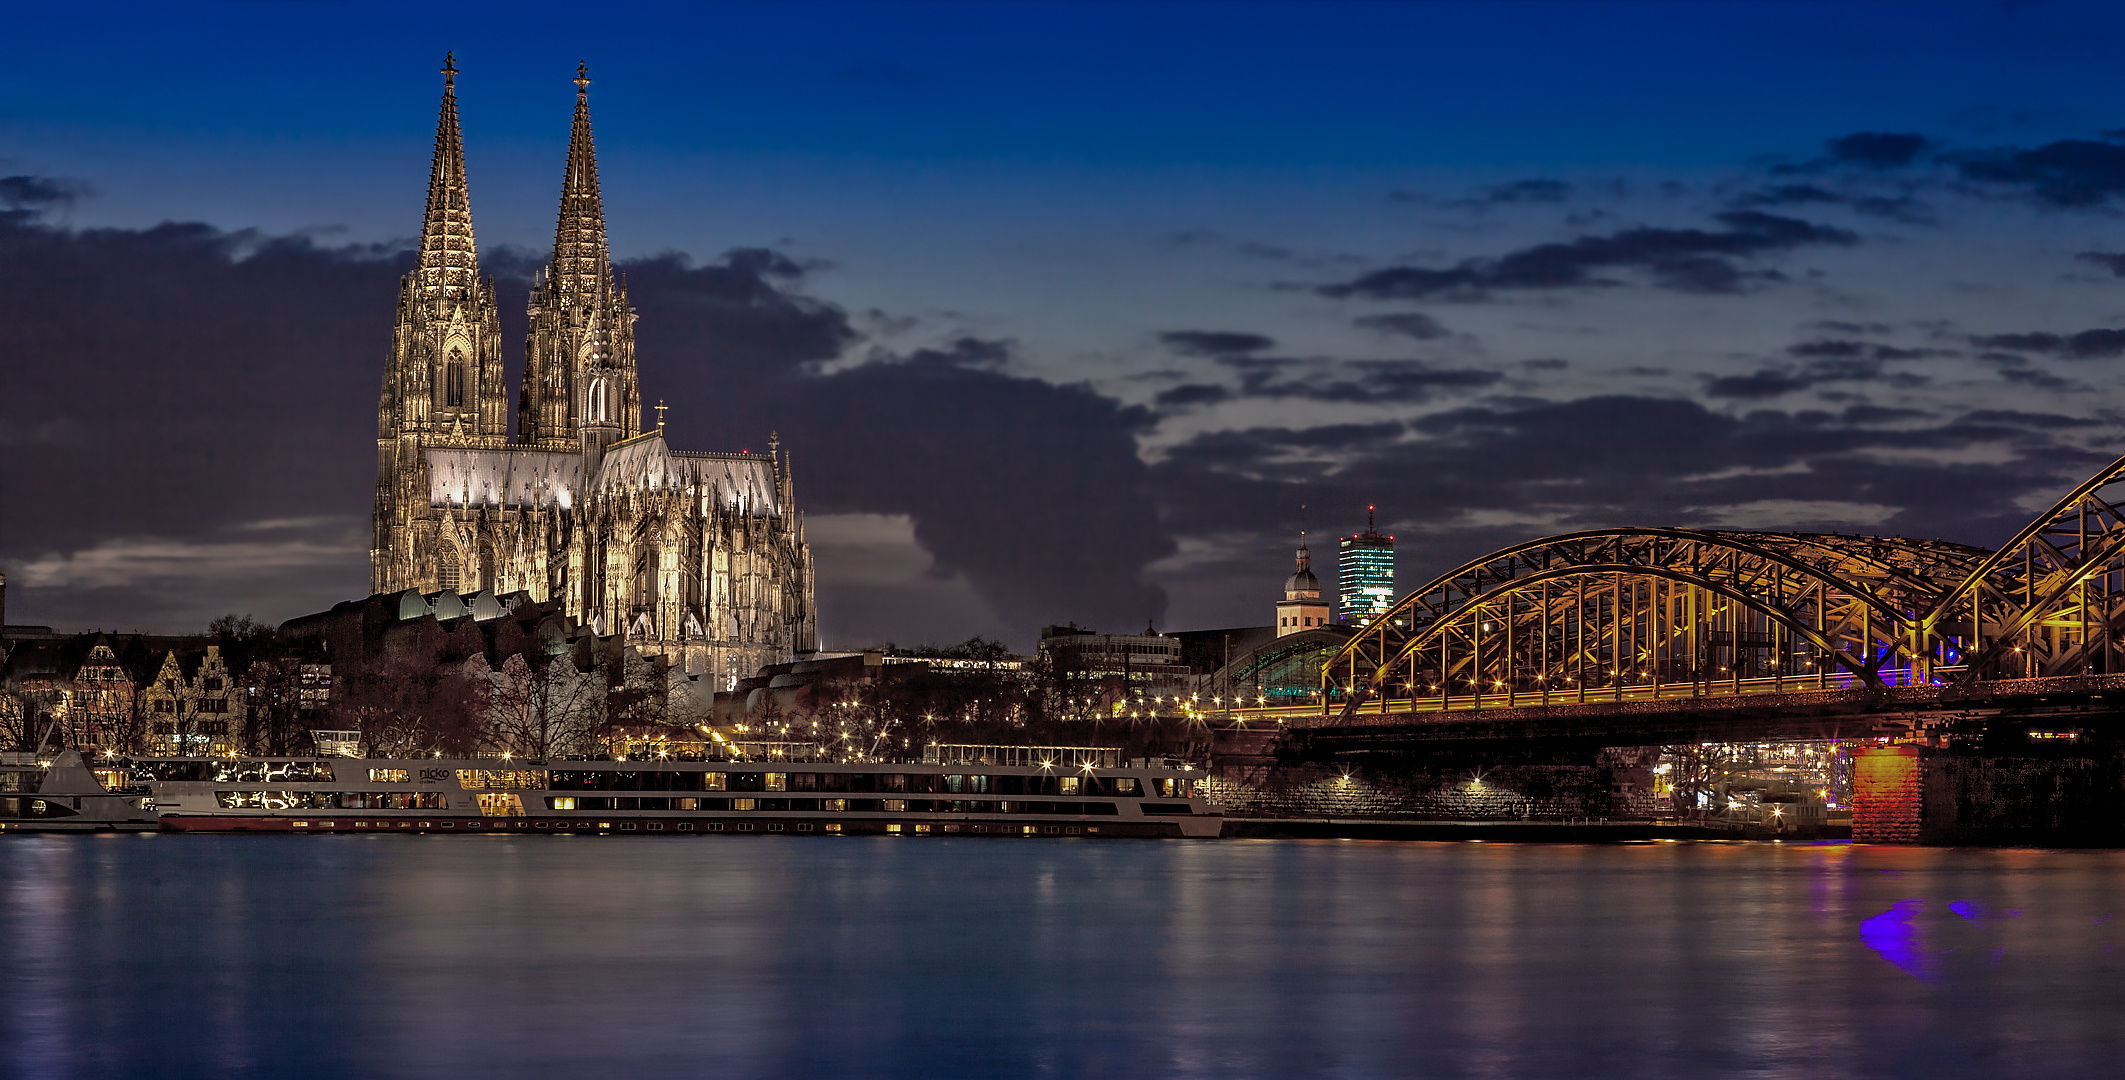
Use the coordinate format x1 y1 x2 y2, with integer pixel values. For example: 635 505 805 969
1208 729 1659 821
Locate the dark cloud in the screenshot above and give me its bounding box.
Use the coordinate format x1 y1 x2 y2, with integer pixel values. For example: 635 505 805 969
1841 405 1931 424
1970 328 2125 358
1787 339 1867 358
1318 211 1856 301
1734 182 1932 224
1154 383 1232 409
1477 179 1572 204
0 189 1174 642
1705 371 1813 399
1704 356 1927 400
1952 138 2125 207
1825 132 1934 169
2075 251 2125 277
616 274 1174 641
1353 312 1450 340
1200 355 1504 405
1158 330 1276 357
1738 183 1841 207
1997 367 2083 392
1959 409 2105 429
1521 358 1569 371
1847 195 1933 223
0 175 90 211
1787 339 1941 361
0 201 410 630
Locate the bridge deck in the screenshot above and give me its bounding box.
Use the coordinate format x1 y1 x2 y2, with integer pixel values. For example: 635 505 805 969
1222 673 2125 750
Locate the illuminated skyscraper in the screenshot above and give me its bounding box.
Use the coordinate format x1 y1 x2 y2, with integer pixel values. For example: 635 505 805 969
1338 507 1395 625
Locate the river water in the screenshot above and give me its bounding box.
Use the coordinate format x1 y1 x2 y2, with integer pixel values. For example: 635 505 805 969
3 835 2122 1078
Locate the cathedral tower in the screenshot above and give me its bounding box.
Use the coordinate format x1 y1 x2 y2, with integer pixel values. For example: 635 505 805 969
373 54 509 593
371 61 818 686
518 63 640 460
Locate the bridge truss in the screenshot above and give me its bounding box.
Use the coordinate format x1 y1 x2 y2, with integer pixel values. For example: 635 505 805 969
1315 452 2125 723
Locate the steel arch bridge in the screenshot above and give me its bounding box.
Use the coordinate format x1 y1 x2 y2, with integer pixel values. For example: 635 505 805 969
1306 452 2125 725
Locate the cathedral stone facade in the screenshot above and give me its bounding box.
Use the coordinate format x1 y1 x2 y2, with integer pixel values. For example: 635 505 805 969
373 58 817 686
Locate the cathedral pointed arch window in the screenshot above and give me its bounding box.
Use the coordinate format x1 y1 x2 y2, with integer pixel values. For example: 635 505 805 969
589 377 609 423
438 542 462 592
445 351 467 408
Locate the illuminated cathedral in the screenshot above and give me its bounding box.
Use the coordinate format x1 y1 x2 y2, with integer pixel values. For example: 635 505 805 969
371 57 817 684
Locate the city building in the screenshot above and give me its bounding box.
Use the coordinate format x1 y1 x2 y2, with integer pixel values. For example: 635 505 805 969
1038 625 1191 698
1275 538 1332 636
1338 507 1395 625
371 58 816 689
139 645 240 756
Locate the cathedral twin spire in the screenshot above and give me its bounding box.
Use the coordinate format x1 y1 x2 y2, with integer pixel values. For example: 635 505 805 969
520 60 639 450
549 62 612 304
415 53 478 295
394 54 638 451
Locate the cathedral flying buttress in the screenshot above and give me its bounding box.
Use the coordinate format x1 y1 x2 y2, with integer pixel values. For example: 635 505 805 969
372 57 818 685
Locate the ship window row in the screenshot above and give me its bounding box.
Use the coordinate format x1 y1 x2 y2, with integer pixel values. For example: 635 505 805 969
215 791 448 810
547 771 1145 796
136 761 337 783
544 797 1126 815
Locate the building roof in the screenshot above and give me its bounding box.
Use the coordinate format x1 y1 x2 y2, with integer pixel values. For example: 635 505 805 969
424 430 780 516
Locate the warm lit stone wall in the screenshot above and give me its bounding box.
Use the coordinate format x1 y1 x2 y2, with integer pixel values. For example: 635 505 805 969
1850 745 1922 844
1207 748 1659 821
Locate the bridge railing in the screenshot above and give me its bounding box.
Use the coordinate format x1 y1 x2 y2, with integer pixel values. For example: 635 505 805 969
1256 665 1972 727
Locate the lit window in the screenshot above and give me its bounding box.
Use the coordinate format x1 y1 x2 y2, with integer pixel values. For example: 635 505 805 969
548 796 577 810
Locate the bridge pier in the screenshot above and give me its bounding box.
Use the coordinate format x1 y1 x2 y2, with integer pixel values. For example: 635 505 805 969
1850 742 2125 846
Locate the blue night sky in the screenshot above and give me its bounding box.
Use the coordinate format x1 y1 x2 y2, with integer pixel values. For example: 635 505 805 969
8 1 2125 649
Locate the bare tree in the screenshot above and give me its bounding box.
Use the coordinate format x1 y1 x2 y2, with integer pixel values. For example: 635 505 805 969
487 653 606 759
243 659 308 756
333 651 487 757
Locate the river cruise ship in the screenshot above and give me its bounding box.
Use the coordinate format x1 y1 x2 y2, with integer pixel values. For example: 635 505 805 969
136 756 1223 839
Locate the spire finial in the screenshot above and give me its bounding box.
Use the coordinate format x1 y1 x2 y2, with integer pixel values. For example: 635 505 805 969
654 400 668 430
575 61 590 97
442 52 457 87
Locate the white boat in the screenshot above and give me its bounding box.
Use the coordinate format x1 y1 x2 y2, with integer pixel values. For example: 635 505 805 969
0 751 160 832
136 756 1224 838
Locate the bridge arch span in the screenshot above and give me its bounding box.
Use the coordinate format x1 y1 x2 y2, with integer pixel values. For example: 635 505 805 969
1926 452 2125 681
1319 528 1949 722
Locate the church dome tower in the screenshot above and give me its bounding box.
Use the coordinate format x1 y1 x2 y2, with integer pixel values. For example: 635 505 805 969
1276 538 1331 636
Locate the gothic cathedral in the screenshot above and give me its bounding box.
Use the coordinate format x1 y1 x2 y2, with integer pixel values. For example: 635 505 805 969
372 58 818 684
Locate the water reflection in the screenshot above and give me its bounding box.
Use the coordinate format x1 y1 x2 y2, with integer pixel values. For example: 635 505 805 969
2 837 2122 1078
